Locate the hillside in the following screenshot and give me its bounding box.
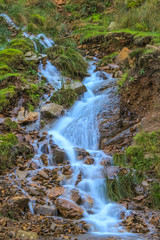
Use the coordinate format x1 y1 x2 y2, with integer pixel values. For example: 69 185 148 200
0 0 160 239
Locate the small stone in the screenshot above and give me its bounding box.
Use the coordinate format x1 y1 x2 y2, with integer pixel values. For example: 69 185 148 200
50 223 56 231
38 170 49 179
35 204 57 216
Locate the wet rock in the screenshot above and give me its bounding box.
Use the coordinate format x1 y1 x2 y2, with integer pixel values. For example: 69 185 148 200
40 154 48 165
84 157 95 165
52 147 67 164
40 144 49 154
65 82 87 95
47 187 64 199
71 190 82 205
16 230 38 240
38 170 49 179
41 103 63 119
100 157 112 166
55 198 84 219
104 166 119 178
75 147 90 160
29 161 41 170
16 169 28 179
17 107 39 124
35 204 57 216
62 165 73 175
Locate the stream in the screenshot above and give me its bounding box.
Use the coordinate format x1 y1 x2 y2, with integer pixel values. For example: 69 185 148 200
0 13 146 239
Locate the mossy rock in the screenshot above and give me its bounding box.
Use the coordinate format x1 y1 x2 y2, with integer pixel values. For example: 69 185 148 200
47 46 88 79
7 38 34 54
0 49 25 68
31 14 45 26
3 118 19 130
0 134 18 172
0 86 16 112
0 63 12 75
50 88 78 108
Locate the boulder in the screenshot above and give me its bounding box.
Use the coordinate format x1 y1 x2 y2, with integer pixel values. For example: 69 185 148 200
16 230 38 240
71 190 82 205
55 198 84 219
65 82 86 95
17 107 39 124
52 147 67 164
35 204 57 216
41 103 63 119
115 47 131 66
8 196 29 210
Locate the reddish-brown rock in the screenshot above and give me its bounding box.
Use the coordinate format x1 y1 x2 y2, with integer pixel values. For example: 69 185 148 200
55 198 84 219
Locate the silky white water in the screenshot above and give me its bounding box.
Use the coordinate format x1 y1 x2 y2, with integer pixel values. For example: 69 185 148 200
48 62 129 235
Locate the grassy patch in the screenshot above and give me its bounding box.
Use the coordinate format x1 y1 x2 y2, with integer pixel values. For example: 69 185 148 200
98 52 118 67
117 72 128 89
107 170 143 202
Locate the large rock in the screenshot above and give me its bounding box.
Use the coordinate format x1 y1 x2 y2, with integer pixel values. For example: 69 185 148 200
35 204 57 216
17 107 39 124
41 103 63 119
115 47 131 66
16 169 28 179
16 230 38 240
55 198 84 219
47 187 64 199
65 82 87 95
8 196 29 210
52 147 67 164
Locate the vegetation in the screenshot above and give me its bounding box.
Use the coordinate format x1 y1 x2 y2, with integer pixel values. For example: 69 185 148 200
47 45 88 79
0 86 16 112
6 38 34 54
0 134 18 172
50 87 78 108
110 131 160 209
0 49 25 68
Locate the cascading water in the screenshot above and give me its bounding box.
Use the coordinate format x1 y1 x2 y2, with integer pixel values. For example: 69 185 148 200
48 62 134 237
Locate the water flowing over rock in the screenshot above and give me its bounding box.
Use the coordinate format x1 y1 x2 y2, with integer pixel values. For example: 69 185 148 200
40 103 63 119
55 198 84 219
65 82 87 95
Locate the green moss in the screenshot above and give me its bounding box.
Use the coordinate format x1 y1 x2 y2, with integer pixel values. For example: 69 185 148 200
98 52 118 67
0 49 25 68
7 38 34 54
150 183 160 209
125 0 145 9
3 118 18 130
0 63 11 75
31 14 45 26
50 88 78 108
0 86 16 112
48 46 88 79
0 134 18 172
129 48 145 59
117 72 128 89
